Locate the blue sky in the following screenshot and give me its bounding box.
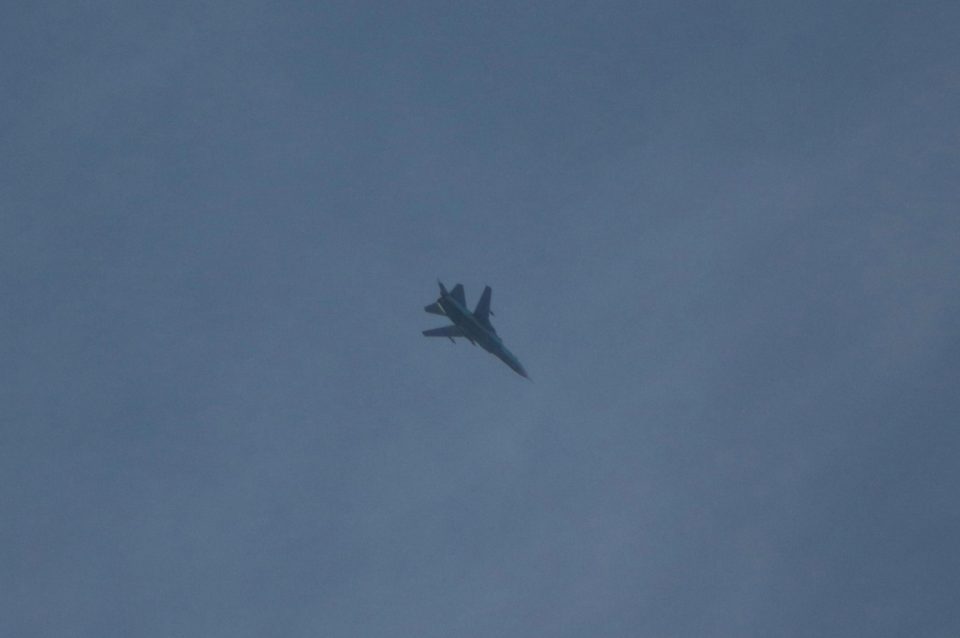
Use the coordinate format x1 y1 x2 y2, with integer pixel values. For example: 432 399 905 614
3 2 959 636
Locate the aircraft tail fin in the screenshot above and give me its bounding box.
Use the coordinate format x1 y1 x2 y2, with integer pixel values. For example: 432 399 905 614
424 302 445 316
449 284 466 307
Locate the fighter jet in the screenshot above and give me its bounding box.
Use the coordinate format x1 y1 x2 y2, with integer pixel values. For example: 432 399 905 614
423 281 529 379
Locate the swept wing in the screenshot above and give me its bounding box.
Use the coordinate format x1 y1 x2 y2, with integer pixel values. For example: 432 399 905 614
473 285 494 329
422 325 464 339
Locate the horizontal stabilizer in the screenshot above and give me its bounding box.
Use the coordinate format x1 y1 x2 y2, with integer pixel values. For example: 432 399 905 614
424 302 445 316
422 325 464 339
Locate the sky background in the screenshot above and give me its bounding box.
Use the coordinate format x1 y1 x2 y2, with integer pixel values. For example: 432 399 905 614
2 2 959 637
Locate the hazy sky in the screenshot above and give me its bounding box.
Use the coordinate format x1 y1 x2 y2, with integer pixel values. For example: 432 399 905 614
3 2 959 637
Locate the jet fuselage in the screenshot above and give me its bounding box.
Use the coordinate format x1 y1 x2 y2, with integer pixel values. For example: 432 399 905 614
428 282 528 378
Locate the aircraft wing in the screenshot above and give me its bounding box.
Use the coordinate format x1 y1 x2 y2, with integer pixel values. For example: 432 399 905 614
422 326 464 339
473 286 493 327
